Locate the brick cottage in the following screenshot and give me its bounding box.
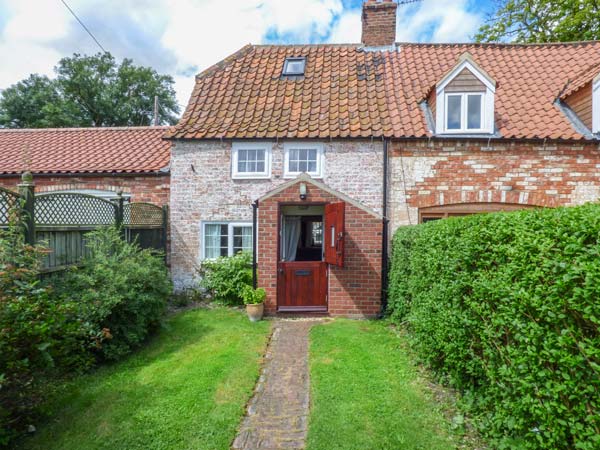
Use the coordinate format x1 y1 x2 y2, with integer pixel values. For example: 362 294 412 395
0 126 171 204
167 0 600 317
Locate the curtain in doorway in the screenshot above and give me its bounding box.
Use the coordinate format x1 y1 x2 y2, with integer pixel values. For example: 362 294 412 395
282 216 301 261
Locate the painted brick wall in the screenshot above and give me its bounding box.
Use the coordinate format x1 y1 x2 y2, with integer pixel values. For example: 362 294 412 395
390 139 600 232
258 181 382 318
169 139 383 289
0 174 169 205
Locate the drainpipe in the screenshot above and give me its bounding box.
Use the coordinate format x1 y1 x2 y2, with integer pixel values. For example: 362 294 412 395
381 139 390 316
252 200 258 289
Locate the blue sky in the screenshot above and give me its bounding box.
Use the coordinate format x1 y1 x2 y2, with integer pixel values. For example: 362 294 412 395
0 0 495 107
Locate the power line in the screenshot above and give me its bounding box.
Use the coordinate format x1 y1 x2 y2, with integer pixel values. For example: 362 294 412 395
59 0 107 53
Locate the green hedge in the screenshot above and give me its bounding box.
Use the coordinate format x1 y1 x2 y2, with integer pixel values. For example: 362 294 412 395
388 204 600 450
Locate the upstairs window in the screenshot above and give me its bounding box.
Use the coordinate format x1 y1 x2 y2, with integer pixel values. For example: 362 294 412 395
594 76 600 133
282 57 306 76
232 142 272 179
284 143 324 178
435 55 495 135
445 93 484 131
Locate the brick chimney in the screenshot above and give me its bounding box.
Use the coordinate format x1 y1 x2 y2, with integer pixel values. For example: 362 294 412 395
361 0 398 47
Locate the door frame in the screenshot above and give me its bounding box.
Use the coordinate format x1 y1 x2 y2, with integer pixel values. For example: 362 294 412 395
277 202 328 312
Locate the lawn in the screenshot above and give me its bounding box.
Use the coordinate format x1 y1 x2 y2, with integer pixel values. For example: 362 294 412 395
20 308 270 450
308 320 458 450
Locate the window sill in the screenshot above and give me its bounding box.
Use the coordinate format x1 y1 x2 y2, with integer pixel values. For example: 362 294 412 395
232 174 272 180
283 172 323 179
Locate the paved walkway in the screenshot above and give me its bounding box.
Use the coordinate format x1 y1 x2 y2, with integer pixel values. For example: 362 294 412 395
232 320 322 450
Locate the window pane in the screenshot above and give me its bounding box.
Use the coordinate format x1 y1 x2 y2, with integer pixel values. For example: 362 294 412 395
467 95 482 129
233 226 252 254
236 147 267 174
287 147 319 174
205 224 228 259
447 95 461 130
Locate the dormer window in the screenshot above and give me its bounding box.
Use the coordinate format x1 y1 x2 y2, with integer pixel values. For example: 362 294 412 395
593 75 600 133
435 54 496 135
446 93 483 131
283 57 306 76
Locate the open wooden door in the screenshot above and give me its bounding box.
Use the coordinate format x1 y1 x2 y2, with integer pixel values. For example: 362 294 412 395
324 202 345 267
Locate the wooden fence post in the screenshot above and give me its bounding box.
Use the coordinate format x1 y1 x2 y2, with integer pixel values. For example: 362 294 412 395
17 171 35 245
115 192 124 228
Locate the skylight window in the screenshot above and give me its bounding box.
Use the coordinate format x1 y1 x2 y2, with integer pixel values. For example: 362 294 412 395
283 57 306 76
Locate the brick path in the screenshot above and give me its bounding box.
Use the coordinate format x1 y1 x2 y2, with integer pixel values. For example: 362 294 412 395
232 320 321 450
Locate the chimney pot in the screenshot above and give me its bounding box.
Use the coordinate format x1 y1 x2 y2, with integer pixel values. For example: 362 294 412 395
361 0 398 48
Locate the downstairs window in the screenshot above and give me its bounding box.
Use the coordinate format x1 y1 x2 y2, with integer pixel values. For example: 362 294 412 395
202 222 252 259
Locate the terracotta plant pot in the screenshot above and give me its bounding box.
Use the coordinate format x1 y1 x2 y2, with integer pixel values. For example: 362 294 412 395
246 302 264 322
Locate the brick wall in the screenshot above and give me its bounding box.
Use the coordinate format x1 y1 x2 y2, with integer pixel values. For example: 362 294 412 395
389 139 600 231
258 180 382 318
0 174 169 205
361 0 397 47
169 139 383 289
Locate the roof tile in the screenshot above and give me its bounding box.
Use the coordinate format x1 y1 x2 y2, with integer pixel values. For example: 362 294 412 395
0 126 170 175
166 42 600 141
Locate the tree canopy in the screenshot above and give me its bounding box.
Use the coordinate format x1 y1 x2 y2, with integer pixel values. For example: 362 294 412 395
475 0 600 43
0 53 180 128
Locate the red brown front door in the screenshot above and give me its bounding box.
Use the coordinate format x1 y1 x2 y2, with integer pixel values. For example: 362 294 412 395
277 261 327 312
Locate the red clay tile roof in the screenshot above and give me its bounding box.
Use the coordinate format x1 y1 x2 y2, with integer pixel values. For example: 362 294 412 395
0 126 171 175
559 61 600 100
167 41 600 141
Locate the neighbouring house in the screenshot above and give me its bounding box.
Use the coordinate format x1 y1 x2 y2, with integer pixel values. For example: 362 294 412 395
167 0 600 317
0 126 171 204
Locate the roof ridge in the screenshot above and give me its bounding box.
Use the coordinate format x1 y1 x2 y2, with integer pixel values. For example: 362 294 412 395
253 43 361 48
397 40 600 47
196 44 255 79
0 126 169 133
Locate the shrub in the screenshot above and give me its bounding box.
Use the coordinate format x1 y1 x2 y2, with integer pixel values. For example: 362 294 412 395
0 223 93 445
387 204 600 450
241 286 266 305
48 227 172 361
198 252 252 305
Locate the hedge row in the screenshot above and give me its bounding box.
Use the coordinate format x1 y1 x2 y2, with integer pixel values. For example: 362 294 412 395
388 204 600 450
0 226 171 445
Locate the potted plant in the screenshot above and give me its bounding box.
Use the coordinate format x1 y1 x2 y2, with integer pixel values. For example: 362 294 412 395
241 285 266 322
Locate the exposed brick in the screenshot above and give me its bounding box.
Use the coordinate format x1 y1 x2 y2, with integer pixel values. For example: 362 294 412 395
389 139 600 231
169 139 384 292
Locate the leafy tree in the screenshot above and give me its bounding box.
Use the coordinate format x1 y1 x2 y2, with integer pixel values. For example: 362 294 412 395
0 74 80 128
475 0 600 43
0 53 180 128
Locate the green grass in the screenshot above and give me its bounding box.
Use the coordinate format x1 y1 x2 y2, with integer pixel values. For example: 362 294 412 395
20 308 270 450
308 320 457 450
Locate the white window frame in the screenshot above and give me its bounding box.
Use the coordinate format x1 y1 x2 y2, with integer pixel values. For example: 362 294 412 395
283 142 324 179
231 142 272 179
435 59 495 134
283 57 306 76
444 92 485 133
201 221 253 260
593 75 600 134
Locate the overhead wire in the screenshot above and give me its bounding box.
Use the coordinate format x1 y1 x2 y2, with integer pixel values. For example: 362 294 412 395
59 0 107 53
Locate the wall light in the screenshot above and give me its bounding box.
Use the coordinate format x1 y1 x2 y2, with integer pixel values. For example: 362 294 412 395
299 183 307 200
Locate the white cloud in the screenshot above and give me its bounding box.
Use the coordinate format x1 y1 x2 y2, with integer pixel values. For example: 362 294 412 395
396 0 482 43
0 0 483 111
329 10 361 44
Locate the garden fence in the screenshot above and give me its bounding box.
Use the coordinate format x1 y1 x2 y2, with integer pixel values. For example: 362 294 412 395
0 174 168 271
